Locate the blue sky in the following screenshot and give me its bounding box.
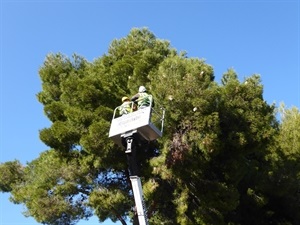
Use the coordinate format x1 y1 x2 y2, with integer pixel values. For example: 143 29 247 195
0 1 299 225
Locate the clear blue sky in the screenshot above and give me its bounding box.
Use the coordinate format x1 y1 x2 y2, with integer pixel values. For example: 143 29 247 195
0 1 299 225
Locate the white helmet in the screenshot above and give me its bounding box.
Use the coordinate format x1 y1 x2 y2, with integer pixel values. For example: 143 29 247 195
138 86 146 93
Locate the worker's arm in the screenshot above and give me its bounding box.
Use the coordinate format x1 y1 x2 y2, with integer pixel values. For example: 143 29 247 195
131 93 140 102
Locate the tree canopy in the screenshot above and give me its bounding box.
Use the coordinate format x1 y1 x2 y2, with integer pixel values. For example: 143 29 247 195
1 27 300 225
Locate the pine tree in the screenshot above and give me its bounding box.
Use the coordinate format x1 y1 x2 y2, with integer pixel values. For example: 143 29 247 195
1 27 298 225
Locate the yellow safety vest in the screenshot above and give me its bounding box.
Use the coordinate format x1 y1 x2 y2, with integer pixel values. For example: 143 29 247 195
119 102 132 115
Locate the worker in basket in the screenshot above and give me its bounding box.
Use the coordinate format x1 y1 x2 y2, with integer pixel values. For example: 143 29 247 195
131 86 153 110
118 96 133 116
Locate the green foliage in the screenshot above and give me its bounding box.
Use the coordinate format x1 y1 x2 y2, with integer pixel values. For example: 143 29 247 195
9 150 94 225
1 27 299 225
259 105 300 225
279 104 300 158
89 188 131 223
0 160 24 192
150 67 278 224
